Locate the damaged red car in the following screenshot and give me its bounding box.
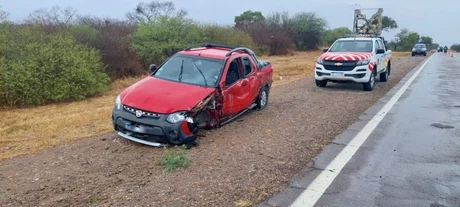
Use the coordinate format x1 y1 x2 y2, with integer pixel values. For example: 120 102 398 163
112 43 273 147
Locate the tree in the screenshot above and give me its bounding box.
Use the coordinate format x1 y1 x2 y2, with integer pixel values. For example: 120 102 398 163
393 29 420 51
451 44 460 52
372 16 398 32
322 27 352 46
126 1 187 23
420 36 433 48
289 12 327 50
25 6 77 28
234 10 265 29
0 5 8 22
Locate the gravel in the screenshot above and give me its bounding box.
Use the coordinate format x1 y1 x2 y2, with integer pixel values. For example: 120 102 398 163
0 56 426 207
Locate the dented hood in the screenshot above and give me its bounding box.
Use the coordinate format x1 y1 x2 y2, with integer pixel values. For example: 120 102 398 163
319 52 373 61
120 76 215 114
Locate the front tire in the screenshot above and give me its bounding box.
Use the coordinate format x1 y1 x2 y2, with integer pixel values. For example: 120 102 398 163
363 72 375 91
315 80 327 87
256 86 269 110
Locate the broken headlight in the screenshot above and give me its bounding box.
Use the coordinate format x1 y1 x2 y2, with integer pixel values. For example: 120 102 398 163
167 112 194 124
115 95 122 110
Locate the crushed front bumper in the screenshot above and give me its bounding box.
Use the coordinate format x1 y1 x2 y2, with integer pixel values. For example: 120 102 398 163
314 63 371 83
112 107 197 146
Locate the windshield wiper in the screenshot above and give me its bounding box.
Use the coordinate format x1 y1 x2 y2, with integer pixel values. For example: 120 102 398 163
178 59 184 83
193 62 208 86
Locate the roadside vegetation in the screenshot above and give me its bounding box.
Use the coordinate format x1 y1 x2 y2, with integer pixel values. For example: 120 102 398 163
450 44 460 52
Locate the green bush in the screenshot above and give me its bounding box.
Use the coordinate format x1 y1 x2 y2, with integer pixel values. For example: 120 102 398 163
199 24 257 49
159 146 190 172
132 16 202 65
0 24 110 106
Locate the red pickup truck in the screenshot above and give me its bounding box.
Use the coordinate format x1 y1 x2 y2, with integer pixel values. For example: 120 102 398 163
112 43 273 147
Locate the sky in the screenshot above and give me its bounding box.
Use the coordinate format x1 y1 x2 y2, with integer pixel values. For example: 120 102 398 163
1 0 459 46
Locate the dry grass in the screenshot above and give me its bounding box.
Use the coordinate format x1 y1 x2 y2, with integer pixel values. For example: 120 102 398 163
0 50 409 160
261 51 322 86
392 51 411 58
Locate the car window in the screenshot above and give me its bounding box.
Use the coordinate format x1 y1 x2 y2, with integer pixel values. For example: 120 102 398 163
242 56 253 76
152 55 224 87
225 59 242 87
378 39 385 50
375 40 381 51
329 40 373 52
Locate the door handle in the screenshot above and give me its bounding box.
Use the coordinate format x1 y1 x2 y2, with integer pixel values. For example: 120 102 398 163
241 80 248 86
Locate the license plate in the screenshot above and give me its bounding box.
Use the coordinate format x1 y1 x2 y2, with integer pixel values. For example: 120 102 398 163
331 72 345 77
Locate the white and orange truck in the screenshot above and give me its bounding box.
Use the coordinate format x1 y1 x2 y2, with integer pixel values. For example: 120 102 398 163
314 8 392 91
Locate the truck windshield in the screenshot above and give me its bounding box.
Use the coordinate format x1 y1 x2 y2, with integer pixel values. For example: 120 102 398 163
329 40 373 52
414 44 426 48
152 55 224 87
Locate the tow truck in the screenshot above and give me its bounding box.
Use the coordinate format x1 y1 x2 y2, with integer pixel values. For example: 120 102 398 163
314 8 392 91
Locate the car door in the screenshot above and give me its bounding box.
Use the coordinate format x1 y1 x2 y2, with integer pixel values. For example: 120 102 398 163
241 56 259 102
221 57 254 118
374 40 384 72
378 39 389 70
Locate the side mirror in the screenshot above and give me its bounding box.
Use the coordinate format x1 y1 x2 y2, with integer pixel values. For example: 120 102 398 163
376 49 385 54
322 48 329 53
149 64 157 73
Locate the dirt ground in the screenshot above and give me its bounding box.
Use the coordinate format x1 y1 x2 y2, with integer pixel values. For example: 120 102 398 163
0 56 426 207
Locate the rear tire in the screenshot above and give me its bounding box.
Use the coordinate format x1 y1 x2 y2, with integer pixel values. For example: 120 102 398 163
380 66 389 82
363 72 375 91
315 80 327 87
256 86 269 110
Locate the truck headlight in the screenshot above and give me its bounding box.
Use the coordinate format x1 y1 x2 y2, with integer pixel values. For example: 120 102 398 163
115 95 122 110
316 58 324 65
412 48 416 51
356 59 370 66
422 48 426 51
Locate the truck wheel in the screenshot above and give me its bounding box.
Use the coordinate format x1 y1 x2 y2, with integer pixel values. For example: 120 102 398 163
380 68 389 82
256 86 269 110
315 80 327 87
363 72 375 91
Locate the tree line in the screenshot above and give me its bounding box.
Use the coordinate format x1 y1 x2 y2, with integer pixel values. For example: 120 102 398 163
0 2 434 106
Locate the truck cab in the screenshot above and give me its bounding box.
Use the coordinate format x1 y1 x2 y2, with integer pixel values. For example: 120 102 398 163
315 35 392 91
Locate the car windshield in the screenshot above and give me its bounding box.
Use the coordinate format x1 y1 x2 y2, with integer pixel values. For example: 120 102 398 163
152 55 224 87
414 44 426 48
329 40 373 52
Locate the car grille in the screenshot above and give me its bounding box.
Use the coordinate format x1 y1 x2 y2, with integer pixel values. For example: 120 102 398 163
323 60 357 71
123 105 162 118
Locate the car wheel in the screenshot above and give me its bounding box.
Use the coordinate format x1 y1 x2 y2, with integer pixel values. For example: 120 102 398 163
315 80 327 87
363 72 375 91
256 86 269 110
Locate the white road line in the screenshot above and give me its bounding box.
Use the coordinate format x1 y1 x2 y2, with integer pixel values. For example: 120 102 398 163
290 54 436 207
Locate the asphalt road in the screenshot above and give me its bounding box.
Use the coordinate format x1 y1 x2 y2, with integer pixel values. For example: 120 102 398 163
305 53 460 206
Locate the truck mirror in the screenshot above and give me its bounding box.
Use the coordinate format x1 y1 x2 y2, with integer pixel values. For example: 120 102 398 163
322 48 329 53
149 64 157 73
376 49 385 54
